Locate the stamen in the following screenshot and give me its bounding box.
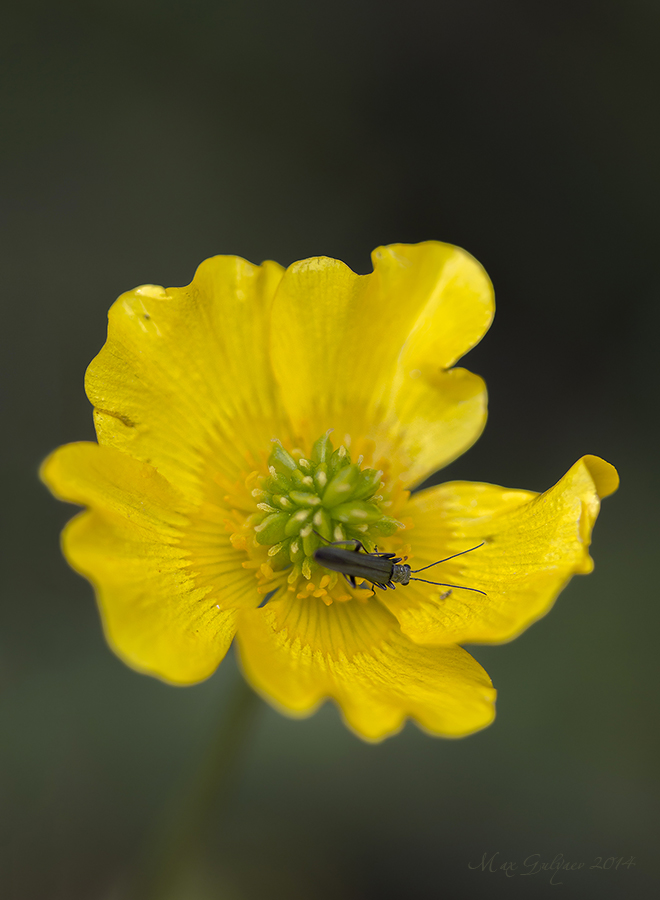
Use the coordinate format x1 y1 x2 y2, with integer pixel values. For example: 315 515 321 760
234 433 407 605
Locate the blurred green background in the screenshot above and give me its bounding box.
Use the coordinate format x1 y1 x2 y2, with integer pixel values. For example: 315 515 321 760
2 1 658 897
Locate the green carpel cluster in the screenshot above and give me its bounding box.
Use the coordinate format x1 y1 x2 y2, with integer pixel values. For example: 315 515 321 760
252 434 401 580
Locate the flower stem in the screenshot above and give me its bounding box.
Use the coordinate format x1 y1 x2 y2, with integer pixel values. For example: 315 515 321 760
132 675 261 900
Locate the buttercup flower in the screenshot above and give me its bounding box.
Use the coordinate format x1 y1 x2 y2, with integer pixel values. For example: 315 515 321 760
42 241 618 741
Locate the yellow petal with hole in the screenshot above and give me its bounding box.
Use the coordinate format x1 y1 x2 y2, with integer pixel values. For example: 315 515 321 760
86 256 286 502
236 594 496 741
270 241 493 484
40 442 247 683
380 455 619 644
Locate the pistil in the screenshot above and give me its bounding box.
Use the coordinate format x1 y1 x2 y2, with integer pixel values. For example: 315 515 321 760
231 433 407 604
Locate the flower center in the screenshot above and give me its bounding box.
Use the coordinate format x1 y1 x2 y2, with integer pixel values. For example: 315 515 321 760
231 432 408 604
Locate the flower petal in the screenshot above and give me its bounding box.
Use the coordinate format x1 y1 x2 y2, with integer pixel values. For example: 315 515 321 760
381 366 487 487
41 442 243 684
270 241 493 483
87 256 286 501
381 456 619 645
236 594 496 741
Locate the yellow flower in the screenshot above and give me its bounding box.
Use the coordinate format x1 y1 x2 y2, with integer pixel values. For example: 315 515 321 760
41 241 618 742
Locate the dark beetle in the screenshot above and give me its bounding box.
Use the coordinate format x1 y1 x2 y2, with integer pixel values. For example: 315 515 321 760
313 536 486 594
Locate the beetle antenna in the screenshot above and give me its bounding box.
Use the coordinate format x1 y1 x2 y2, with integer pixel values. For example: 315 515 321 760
409 578 487 595
313 530 332 544
411 542 485 574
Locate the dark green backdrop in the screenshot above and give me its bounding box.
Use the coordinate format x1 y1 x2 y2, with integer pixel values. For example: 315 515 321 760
2 1 658 897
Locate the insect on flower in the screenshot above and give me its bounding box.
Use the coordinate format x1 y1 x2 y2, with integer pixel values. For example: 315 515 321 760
313 534 487 594
40 240 619 741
